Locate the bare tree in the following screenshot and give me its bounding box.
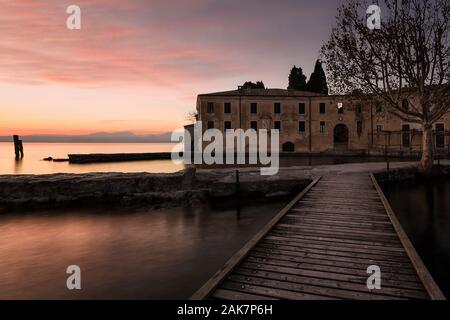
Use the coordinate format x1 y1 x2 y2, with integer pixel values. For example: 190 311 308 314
322 0 450 172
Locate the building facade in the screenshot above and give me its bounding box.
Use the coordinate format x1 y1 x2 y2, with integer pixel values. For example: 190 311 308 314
196 88 450 155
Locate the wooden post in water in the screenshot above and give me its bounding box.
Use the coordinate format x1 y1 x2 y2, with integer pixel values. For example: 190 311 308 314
13 135 20 158
19 139 24 157
13 135 24 158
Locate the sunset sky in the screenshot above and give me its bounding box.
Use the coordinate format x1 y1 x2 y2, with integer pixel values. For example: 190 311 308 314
0 0 338 135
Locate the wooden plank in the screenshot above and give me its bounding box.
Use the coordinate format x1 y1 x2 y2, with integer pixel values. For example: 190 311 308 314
278 223 395 236
249 250 417 275
281 218 395 232
275 223 400 239
234 268 428 299
315 185 373 189
310 187 375 191
238 261 425 291
370 174 446 300
273 227 400 245
273 226 401 244
277 219 395 232
286 212 392 224
298 201 385 210
267 231 406 251
246 252 419 282
227 274 404 300
212 289 277 300
291 207 388 217
295 203 386 210
221 280 336 300
257 242 410 263
305 194 381 201
245 255 421 283
303 194 381 200
264 235 407 257
287 212 389 222
189 177 321 300
283 215 393 227
252 246 416 270
293 203 386 211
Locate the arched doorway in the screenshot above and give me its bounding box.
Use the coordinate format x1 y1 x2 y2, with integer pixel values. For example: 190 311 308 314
282 141 295 152
334 124 349 149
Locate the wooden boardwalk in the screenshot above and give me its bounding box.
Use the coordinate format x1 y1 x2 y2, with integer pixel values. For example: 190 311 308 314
191 174 446 300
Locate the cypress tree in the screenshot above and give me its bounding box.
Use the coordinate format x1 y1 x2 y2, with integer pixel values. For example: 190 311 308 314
306 60 329 94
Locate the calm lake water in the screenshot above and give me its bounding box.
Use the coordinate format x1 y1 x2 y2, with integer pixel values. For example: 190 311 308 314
0 201 286 299
382 177 450 298
0 142 183 174
0 142 409 175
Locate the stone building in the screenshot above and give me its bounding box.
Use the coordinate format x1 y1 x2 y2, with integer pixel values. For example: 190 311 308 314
196 88 450 155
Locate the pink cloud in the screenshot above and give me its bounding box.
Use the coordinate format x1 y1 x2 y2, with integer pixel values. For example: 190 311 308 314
0 0 253 88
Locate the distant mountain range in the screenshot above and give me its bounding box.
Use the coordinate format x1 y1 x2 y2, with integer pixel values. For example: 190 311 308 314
0 131 174 143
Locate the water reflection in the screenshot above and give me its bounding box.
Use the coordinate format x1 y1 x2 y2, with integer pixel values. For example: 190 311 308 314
0 142 183 174
0 142 415 175
13 158 23 174
382 177 450 298
0 201 285 299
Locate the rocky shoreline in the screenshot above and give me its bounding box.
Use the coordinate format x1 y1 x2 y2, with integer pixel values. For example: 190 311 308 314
0 161 448 213
0 167 313 212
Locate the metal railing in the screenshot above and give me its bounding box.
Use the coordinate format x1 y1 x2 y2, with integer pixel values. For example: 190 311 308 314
369 129 450 159
368 130 450 180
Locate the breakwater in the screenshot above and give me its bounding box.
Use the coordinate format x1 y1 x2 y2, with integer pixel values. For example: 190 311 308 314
0 168 312 211
68 152 174 163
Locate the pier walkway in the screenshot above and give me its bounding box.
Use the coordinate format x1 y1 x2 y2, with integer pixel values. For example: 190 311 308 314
191 174 445 300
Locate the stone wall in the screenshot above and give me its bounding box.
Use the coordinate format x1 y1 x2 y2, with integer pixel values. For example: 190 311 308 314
0 168 312 212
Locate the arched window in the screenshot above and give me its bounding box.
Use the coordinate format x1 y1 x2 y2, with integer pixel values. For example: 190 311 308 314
282 142 295 152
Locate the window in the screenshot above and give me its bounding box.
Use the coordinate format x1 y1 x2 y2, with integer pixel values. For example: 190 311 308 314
250 103 258 114
436 123 445 148
224 102 231 114
376 102 383 113
357 105 362 114
207 121 214 129
320 121 325 133
337 103 344 114
282 142 295 152
224 121 232 131
319 103 326 114
299 121 306 132
299 103 306 115
402 124 410 147
250 121 258 131
207 102 214 113
357 121 363 136
402 99 409 111
274 121 281 131
376 125 383 132
274 103 281 114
